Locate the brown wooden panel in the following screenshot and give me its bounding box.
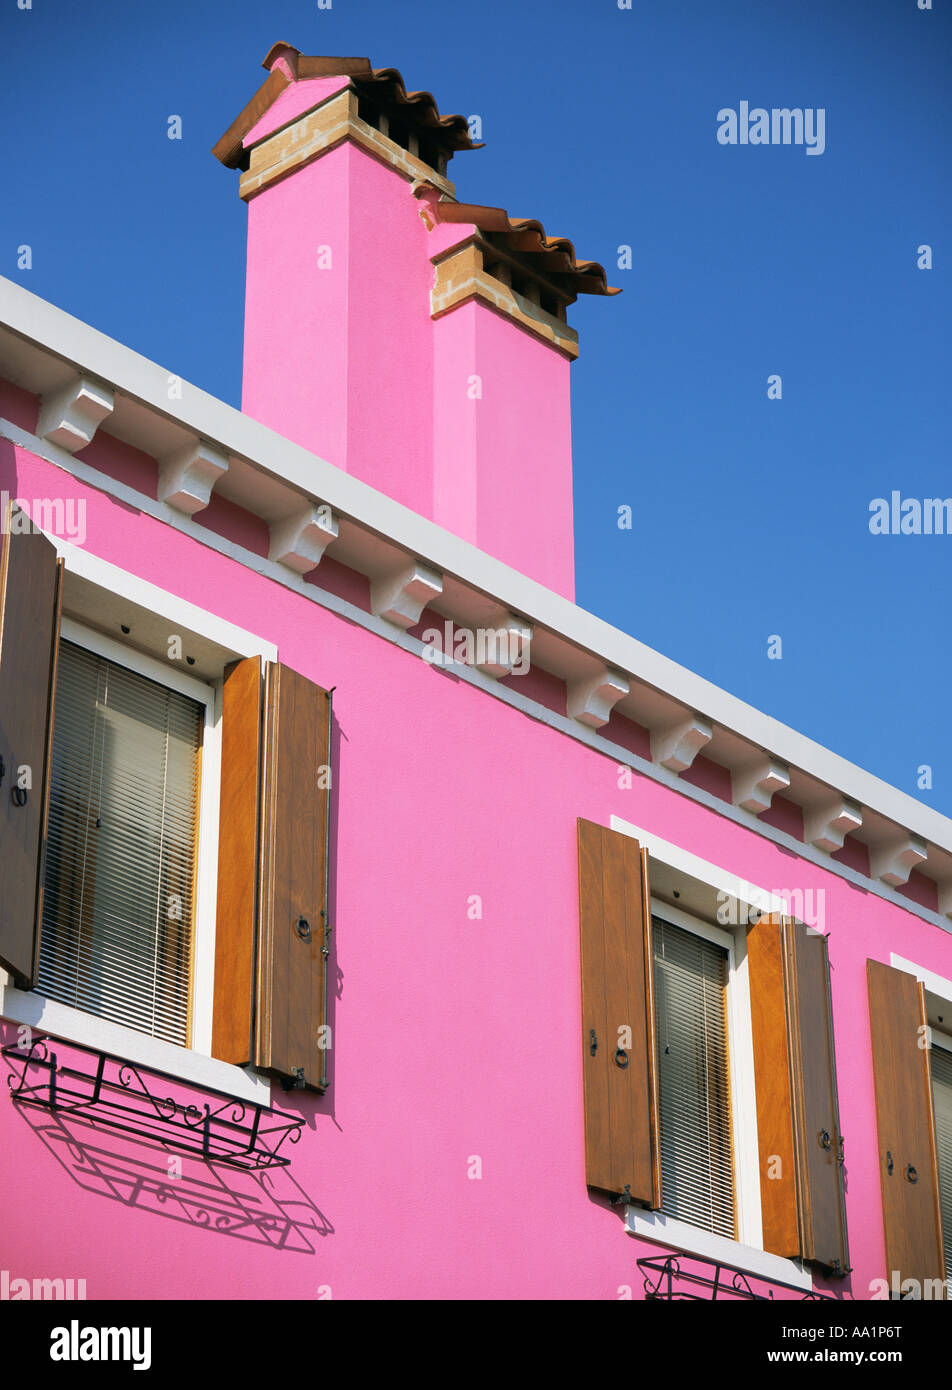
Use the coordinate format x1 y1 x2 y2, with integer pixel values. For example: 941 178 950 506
747 913 799 1258
255 663 331 1090
210 658 263 1065
578 818 611 1189
868 960 946 1293
577 818 659 1204
0 509 62 984
787 922 850 1274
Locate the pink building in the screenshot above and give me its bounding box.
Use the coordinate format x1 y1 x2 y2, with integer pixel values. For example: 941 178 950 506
0 46 949 1304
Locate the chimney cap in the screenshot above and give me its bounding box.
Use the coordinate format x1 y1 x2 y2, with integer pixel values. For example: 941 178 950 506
213 46 483 170
415 184 622 297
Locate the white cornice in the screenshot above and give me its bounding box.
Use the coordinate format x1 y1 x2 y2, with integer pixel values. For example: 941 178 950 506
36 373 114 452
371 561 443 628
158 440 229 515
732 757 790 816
870 835 929 888
804 797 864 855
268 502 339 573
475 609 533 679
567 667 630 729
3 276 952 901
652 715 713 774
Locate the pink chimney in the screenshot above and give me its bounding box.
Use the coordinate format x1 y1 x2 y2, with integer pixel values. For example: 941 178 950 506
214 45 619 599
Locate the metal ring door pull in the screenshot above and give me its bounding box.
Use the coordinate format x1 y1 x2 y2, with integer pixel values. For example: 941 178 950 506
613 1049 629 1069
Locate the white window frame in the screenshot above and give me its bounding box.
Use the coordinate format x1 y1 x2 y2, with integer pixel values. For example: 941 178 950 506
51 616 219 1050
650 897 751 1246
612 814 814 1292
0 540 277 1104
928 1030 952 1271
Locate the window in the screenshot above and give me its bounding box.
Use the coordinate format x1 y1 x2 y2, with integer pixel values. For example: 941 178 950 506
652 911 735 1240
37 629 210 1047
578 816 849 1284
931 1034 952 1267
0 514 333 1101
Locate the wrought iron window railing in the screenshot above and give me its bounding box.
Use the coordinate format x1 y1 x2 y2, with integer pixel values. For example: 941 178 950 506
637 1252 838 1301
3 1034 303 1170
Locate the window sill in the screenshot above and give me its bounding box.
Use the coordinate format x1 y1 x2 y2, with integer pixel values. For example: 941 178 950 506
625 1207 813 1293
0 983 271 1107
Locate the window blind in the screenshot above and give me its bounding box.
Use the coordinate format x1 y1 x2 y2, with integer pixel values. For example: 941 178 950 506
37 640 203 1046
931 1043 952 1265
653 916 736 1238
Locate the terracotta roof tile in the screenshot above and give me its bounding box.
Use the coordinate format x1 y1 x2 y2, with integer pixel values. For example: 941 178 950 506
213 46 482 170
415 188 621 297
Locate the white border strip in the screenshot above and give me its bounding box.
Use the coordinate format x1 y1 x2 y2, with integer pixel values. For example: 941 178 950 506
53 536 278 664
891 954 952 1008
0 988 270 1104
626 1208 813 1292
60 614 217 705
612 817 789 917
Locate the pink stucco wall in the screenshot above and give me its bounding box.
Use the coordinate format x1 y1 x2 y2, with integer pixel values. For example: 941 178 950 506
3 431 951 1300
242 76 352 149
432 300 575 598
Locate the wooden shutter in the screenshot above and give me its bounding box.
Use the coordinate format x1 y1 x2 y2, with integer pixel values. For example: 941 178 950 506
0 509 63 985
748 915 850 1274
867 960 945 1293
211 659 332 1090
747 914 799 1257
211 658 264 1064
577 818 660 1205
787 922 850 1273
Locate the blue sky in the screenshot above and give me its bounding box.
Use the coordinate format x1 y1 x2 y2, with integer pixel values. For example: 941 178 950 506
2 0 950 810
